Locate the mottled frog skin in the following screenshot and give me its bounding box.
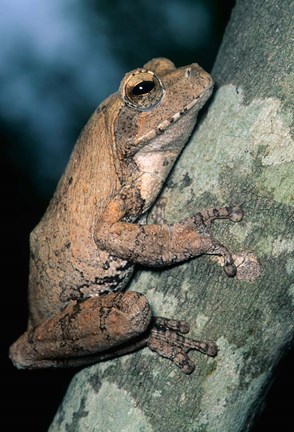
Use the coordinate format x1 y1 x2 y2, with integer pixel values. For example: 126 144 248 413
10 58 243 373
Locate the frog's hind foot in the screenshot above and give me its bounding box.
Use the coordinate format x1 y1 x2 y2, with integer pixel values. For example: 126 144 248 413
147 317 217 374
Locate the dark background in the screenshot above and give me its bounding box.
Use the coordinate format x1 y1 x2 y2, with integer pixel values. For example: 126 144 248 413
1 1 292 430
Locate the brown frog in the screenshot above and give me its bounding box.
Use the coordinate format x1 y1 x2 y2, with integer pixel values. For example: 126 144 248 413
9 58 243 374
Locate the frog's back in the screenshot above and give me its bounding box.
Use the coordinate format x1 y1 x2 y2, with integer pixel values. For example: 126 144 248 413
27 103 134 328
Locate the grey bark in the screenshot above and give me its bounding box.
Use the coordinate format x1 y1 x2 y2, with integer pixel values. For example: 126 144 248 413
50 0 293 431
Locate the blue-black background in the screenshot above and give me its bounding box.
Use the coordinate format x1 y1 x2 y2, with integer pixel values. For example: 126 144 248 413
1 1 292 430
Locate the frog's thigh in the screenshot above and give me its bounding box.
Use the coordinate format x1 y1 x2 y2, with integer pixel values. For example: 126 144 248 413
10 292 151 369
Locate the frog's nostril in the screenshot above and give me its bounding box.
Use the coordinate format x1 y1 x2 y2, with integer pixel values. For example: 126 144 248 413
185 68 192 78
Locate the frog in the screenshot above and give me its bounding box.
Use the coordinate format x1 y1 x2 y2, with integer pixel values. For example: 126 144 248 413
9 58 244 374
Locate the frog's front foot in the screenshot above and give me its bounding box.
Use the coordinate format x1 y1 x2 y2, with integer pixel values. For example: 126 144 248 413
199 204 244 227
147 317 217 374
193 204 244 277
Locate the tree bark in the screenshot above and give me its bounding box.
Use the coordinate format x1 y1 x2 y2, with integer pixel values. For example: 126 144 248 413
49 0 293 431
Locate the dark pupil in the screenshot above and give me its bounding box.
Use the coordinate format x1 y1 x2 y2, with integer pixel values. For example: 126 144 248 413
132 80 155 96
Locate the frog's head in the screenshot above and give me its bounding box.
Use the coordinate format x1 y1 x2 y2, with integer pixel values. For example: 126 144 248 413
115 58 214 158
113 58 214 209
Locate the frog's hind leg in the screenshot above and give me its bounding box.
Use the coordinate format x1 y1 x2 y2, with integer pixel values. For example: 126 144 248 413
9 293 219 374
65 315 218 374
9 291 151 369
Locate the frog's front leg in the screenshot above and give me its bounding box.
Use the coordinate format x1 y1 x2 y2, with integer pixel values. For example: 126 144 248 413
9 292 151 369
95 205 244 276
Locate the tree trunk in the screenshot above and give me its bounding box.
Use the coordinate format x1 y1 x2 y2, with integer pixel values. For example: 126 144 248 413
49 0 293 431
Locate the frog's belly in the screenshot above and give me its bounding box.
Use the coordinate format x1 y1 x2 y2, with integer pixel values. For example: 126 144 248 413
66 249 135 300
28 245 135 328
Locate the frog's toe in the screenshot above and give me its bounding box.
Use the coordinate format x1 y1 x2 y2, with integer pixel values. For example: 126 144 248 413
147 317 217 374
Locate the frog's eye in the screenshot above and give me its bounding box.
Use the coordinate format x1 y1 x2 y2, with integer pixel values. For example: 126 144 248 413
121 69 164 111
131 80 155 96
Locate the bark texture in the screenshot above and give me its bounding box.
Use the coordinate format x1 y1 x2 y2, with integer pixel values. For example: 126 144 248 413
50 0 293 430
